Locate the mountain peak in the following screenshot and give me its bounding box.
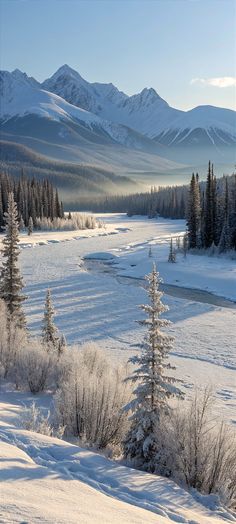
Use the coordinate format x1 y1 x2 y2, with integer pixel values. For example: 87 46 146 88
51 64 85 81
12 68 25 76
139 87 166 104
10 69 39 88
56 64 75 74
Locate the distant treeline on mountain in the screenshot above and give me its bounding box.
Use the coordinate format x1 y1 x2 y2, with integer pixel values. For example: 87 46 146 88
0 171 64 230
0 141 139 201
76 165 236 252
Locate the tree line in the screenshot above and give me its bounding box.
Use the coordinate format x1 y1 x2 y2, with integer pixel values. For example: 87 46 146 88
75 184 188 219
0 171 64 231
75 163 236 253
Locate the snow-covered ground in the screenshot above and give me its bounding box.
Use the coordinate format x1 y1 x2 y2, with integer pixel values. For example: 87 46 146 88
0 214 235 523
0 387 234 524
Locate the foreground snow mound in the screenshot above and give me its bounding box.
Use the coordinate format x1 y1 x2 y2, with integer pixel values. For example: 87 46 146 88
1 441 165 524
0 392 234 524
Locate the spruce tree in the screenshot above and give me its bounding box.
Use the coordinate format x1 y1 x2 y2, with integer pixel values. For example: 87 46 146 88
0 192 26 328
183 232 188 257
168 238 176 263
123 264 182 472
28 216 33 236
204 162 215 248
19 215 25 231
187 173 201 249
218 178 231 252
42 289 59 349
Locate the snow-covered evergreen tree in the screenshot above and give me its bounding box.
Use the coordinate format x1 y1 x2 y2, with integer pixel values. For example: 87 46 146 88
218 178 231 253
187 173 201 248
218 220 231 253
58 334 67 357
0 192 26 328
175 237 181 250
19 215 25 231
168 238 176 263
183 233 188 257
42 289 59 349
204 162 215 248
123 264 182 472
28 216 33 236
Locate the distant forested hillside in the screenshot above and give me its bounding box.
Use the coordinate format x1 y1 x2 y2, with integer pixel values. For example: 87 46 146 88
0 140 139 203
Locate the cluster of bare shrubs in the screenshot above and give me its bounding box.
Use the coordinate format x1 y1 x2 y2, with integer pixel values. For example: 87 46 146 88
54 344 131 450
0 299 70 392
17 343 131 450
35 213 100 231
156 390 236 509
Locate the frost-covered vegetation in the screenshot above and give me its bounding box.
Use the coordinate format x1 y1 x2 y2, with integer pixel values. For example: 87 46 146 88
55 344 131 449
35 213 99 231
123 264 183 472
160 390 236 508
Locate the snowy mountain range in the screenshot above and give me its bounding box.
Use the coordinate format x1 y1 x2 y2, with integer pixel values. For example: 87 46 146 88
0 69 153 150
0 65 235 173
42 65 236 143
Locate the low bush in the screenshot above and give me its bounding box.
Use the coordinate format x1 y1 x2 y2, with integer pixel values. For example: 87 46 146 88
22 402 65 438
156 389 236 509
16 340 51 394
55 344 131 449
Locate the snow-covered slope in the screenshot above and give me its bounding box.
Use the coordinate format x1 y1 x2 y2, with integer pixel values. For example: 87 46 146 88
0 70 122 139
0 388 233 524
42 64 128 115
0 69 163 152
42 65 236 145
42 65 182 138
154 105 236 147
0 70 102 125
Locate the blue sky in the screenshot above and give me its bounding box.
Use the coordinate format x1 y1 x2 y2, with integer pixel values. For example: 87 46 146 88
0 0 235 110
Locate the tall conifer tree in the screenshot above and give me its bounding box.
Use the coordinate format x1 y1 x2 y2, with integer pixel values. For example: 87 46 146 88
123 264 182 472
0 192 26 328
187 173 201 248
42 289 59 349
